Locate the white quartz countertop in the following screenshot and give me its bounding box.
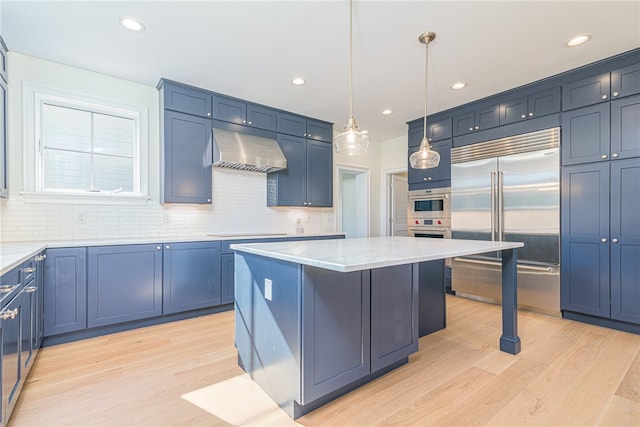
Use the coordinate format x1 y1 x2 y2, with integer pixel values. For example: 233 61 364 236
231 236 524 273
0 232 344 276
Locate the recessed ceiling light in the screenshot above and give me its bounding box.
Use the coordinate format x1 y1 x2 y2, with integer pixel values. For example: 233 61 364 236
290 77 306 86
450 82 467 90
566 34 591 47
382 109 393 115
120 16 145 32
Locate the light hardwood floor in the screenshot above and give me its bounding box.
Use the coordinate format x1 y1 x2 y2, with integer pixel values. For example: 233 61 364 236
10 296 640 426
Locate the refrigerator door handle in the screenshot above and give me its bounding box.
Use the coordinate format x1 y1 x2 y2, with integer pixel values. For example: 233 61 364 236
490 171 496 241
498 170 505 241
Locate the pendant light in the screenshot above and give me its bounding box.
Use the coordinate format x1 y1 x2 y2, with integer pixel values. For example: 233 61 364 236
409 31 440 169
334 0 369 156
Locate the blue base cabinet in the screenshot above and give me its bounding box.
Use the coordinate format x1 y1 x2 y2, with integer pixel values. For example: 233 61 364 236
87 244 162 328
43 248 87 336
162 241 221 314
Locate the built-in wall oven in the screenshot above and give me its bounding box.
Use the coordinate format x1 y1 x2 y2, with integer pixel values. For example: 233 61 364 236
408 187 451 239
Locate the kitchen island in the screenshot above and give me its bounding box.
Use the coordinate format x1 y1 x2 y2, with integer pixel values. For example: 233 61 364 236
231 236 523 419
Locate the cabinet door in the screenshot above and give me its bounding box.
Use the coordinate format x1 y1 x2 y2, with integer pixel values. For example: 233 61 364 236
220 253 235 304
306 140 333 207
611 95 640 160
21 280 35 371
610 159 640 324
212 95 246 125
476 104 500 131
162 241 221 314
371 264 418 372
301 267 370 404
408 122 424 147
43 248 87 336
247 104 277 131
163 110 212 204
162 82 212 118
561 103 610 166
499 95 528 125
563 72 611 110
560 163 610 317
306 119 333 142
428 117 453 142
611 62 640 99
277 112 307 138
0 77 6 197
418 260 446 337
1 291 26 426
88 245 162 328
528 87 561 118
452 111 475 136
268 134 306 206
407 139 452 185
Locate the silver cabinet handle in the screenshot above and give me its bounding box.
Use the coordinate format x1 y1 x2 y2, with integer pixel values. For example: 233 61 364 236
156 245 161 251
307 202 312 206
612 238 619 243
428 137 433 142
468 127 474 131
23 267 36 274
0 308 19 320
207 112 211 117
521 114 526 119
612 153 619 158
0 285 17 294
474 125 479 130
601 94 608 100
528 112 534 117
601 154 608 159
24 286 37 293
612 91 619 97
35 255 46 261
242 120 246 124
248 121 252 125
207 198 211 202
165 245 171 250
601 238 607 243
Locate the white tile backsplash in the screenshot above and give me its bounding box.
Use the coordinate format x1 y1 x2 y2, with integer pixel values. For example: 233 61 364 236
0 168 335 243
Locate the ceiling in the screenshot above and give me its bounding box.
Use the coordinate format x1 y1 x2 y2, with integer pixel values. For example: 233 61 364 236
2 1 639 142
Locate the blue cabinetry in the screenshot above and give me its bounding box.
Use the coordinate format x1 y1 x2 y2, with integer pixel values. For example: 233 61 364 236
499 87 561 125
43 248 87 336
212 95 277 131
87 244 162 328
276 112 333 142
563 62 640 111
162 241 221 314
267 134 333 207
162 81 212 118
408 116 452 147
162 110 213 204
561 158 640 324
408 139 452 190
453 104 500 136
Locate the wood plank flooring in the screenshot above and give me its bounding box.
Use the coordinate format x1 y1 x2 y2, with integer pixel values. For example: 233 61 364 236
10 296 640 426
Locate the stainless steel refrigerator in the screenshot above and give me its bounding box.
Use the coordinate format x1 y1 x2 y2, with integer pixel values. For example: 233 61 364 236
450 127 560 316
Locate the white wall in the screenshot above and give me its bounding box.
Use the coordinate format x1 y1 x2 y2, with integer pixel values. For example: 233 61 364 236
0 53 334 242
378 135 409 236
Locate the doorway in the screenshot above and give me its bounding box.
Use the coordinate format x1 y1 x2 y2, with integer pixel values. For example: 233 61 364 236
387 171 408 236
337 166 369 238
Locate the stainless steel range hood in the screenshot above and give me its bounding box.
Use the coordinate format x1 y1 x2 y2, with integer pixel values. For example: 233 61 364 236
212 127 287 173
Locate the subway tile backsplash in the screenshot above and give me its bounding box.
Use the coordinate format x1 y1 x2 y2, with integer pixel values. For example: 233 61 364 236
0 169 335 243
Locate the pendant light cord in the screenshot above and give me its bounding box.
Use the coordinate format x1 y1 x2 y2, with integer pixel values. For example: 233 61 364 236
349 0 354 119
422 41 429 142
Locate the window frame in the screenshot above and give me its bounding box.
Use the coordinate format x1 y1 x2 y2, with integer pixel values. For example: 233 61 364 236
22 82 149 205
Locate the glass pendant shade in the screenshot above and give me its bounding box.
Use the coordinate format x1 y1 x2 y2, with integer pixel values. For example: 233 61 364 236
334 117 369 156
410 137 440 169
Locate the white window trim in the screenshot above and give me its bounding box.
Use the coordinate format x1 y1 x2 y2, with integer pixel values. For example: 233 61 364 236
22 82 150 206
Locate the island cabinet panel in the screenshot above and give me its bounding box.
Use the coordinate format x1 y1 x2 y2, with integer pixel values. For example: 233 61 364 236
561 163 610 317
370 264 418 372
87 245 162 328
610 159 640 324
301 267 370 405
162 242 221 314
43 248 87 336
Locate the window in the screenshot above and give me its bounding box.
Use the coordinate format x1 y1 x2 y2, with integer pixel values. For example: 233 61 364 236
23 83 149 204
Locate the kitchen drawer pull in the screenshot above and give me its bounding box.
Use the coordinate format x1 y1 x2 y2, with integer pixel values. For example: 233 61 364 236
601 94 608 100
24 286 37 293
601 238 607 243
0 308 19 320
612 153 619 158
23 267 36 274
612 91 619 97
165 245 171 250
0 285 17 293
612 238 619 243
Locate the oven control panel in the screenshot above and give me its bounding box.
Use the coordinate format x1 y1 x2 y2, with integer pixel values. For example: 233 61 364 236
411 218 450 227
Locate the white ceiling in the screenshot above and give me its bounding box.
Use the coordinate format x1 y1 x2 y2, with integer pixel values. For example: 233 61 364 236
2 1 639 142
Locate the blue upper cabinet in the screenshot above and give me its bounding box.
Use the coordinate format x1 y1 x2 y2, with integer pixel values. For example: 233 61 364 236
452 104 500 136
277 112 333 142
499 87 561 125
611 62 640 99
408 121 424 147
428 116 453 143
561 103 610 166
212 95 246 125
247 104 277 131
408 139 452 190
611 94 640 160
162 110 212 204
162 80 212 118
267 134 333 207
